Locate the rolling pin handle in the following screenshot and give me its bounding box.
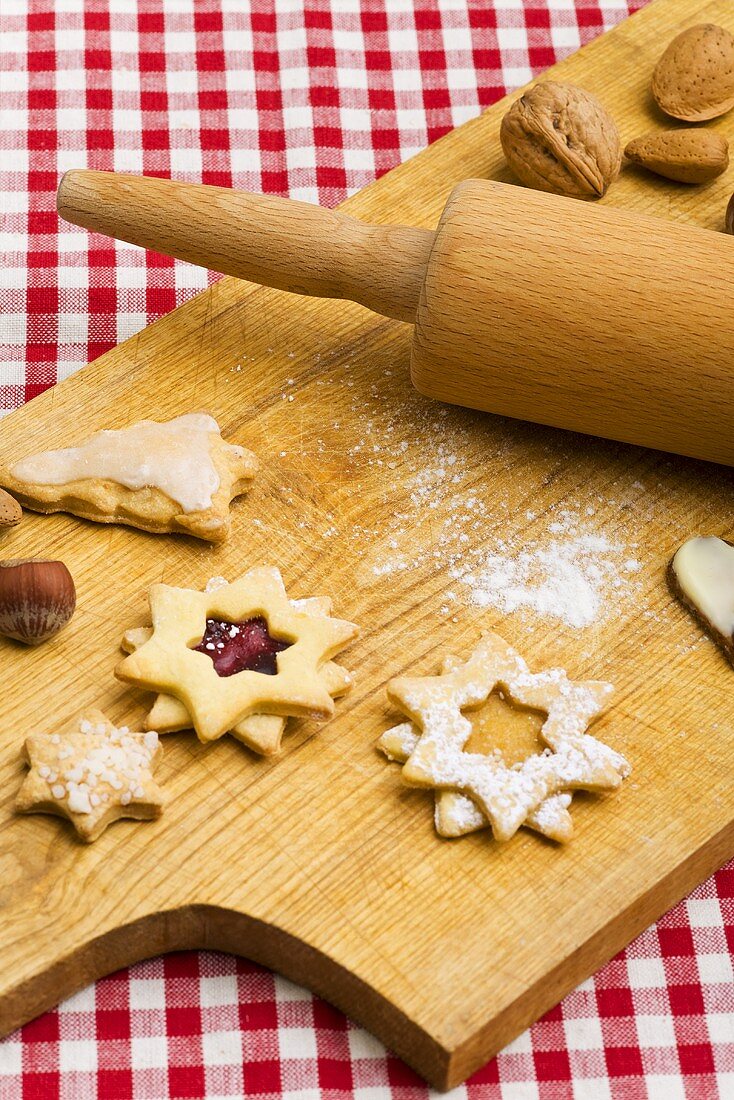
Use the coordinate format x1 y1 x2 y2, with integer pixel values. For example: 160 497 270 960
57 170 434 324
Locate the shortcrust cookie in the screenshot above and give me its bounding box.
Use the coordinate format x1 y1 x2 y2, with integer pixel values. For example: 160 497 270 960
116 567 358 742
121 592 353 754
16 709 164 842
384 632 629 843
669 536 734 667
379 649 575 841
0 412 257 542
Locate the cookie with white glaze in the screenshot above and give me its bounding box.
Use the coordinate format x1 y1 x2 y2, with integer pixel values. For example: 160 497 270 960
669 536 734 667
0 412 257 542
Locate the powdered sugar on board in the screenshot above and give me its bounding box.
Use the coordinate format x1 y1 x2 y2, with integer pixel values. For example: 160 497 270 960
451 516 642 629
343 396 645 629
235 348 658 634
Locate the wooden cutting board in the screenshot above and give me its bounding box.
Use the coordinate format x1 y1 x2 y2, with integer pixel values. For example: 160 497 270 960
2 0 734 1088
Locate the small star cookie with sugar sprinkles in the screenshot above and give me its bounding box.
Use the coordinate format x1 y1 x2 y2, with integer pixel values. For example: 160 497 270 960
116 567 359 743
16 709 164 842
120 581 354 755
382 633 630 845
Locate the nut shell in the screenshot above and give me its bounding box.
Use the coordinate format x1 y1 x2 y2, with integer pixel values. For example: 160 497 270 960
0 488 22 529
625 129 729 183
500 81 621 200
726 192 734 234
652 24 734 122
0 559 76 645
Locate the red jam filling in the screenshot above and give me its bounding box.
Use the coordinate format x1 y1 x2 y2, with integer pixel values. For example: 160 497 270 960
193 617 291 677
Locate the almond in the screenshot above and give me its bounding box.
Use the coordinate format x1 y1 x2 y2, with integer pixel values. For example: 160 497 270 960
652 24 734 122
500 81 621 200
625 129 729 184
0 488 22 529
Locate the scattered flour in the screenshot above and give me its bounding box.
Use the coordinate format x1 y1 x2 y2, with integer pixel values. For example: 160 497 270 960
239 346 649 633
450 527 642 629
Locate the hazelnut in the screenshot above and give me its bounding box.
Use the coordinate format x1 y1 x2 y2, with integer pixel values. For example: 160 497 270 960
725 193 734 235
0 559 76 645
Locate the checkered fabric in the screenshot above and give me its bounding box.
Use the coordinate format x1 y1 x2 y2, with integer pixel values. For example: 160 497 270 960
4 1 734 1098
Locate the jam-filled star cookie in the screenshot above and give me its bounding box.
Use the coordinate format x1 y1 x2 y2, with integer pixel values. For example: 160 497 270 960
382 632 629 844
116 567 359 743
16 709 165 842
121 589 353 754
0 412 257 542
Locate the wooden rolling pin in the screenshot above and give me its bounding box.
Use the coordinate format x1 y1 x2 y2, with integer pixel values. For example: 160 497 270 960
58 169 734 466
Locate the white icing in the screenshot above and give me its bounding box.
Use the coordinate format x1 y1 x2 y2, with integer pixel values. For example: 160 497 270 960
673 536 734 638
11 413 223 514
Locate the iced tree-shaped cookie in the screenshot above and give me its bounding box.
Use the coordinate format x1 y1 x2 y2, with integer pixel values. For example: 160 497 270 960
0 412 257 542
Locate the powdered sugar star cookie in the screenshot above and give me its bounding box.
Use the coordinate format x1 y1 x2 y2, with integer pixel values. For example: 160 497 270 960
379 651 574 841
121 594 353 755
16 709 164 843
378 722 573 842
387 632 629 843
0 412 257 543
116 567 359 742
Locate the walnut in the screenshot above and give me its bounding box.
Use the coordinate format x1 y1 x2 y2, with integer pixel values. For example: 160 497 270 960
500 81 621 200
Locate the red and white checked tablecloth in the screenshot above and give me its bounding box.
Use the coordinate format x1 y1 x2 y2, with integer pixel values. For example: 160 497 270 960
2 2 734 1098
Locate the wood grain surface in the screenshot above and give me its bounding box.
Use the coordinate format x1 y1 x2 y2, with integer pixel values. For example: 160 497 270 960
57 171 435 325
413 177 734 464
2 0 734 1088
59 155 734 465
